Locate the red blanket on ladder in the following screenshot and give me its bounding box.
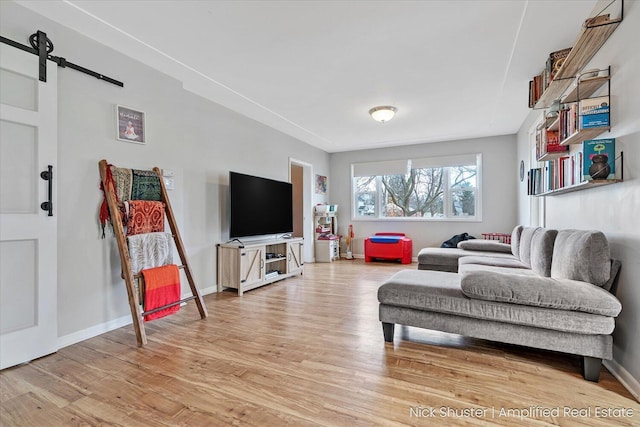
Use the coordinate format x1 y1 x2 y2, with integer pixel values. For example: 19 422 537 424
141 265 180 321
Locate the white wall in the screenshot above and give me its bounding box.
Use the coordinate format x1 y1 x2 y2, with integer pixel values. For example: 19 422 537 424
1 2 331 339
330 135 518 256
517 3 640 388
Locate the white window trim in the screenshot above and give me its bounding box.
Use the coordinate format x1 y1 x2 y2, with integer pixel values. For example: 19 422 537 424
351 154 482 222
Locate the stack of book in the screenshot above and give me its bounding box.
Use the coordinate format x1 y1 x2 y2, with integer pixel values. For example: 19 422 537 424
528 47 572 108
559 103 578 140
535 122 568 160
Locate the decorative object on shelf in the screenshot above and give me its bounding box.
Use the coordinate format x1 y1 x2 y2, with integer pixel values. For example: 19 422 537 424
579 69 600 80
589 155 611 179
583 138 615 180
116 105 146 144
369 105 397 123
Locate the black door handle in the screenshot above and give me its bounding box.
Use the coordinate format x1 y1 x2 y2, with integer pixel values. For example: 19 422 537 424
40 165 53 216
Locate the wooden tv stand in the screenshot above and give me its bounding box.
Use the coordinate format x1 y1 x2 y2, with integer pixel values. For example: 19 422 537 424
217 237 303 296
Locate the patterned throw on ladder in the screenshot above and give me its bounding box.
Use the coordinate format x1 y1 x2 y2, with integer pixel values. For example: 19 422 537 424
110 165 132 204
131 169 162 201
127 232 173 274
125 200 165 236
141 264 181 321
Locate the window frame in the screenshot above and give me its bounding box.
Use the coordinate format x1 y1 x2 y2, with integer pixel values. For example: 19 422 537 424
350 154 482 222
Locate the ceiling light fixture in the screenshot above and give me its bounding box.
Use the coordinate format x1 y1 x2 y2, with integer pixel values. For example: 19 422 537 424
369 105 398 123
369 105 397 123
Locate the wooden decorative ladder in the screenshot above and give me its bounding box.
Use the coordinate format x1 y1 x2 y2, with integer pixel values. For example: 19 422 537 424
98 160 207 345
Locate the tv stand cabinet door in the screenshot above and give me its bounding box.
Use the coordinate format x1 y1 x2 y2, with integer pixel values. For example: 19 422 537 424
239 247 265 294
287 240 304 274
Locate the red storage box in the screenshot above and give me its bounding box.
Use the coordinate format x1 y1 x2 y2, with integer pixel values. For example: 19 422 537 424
364 233 412 264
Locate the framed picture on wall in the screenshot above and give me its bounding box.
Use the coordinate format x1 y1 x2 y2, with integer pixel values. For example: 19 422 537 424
116 105 146 144
315 174 327 194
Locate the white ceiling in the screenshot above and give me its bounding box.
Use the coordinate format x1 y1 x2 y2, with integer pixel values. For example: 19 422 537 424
18 0 599 153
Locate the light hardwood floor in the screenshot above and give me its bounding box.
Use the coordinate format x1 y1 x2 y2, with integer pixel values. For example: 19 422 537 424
1 260 638 426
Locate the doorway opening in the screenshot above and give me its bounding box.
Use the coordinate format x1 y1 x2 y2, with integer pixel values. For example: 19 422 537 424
289 158 313 263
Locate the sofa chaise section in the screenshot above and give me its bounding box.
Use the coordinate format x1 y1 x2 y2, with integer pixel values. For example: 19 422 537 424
379 228 622 381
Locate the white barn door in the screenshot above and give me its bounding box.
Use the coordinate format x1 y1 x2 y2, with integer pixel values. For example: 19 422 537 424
0 44 58 369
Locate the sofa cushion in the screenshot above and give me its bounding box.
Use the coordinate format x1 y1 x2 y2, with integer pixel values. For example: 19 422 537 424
460 270 622 317
457 240 512 253
530 229 558 277
458 263 538 276
377 270 615 335
459 256 529 270
551 230 611 287
518 227 540 268
511 225 524 258
417 247 516 269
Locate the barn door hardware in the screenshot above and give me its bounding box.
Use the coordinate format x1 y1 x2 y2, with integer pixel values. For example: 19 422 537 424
0 30 123 87
40 165 53 217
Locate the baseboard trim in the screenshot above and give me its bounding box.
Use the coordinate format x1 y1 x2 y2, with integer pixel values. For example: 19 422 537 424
200 285 217 295
57 287 218 349
604 359 640 402
57 314 132 349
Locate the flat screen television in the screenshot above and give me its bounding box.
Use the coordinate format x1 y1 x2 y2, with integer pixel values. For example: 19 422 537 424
229 171 293 238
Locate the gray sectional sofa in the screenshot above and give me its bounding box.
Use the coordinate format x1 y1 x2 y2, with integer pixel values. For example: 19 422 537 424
378 226 622 381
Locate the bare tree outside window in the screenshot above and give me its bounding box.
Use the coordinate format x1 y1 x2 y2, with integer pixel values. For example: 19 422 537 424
381 168 444 217
352 156 479 220
450 166 477 217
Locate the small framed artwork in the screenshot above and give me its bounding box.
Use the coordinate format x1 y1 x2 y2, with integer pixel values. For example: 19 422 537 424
315 174 327 194
116 105 145 144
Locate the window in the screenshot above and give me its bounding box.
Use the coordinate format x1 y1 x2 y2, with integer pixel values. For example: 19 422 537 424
352 154 481 221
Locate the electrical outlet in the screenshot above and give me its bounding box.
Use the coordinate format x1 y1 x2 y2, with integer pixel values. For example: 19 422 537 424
162 169 175 177
164 177 175 190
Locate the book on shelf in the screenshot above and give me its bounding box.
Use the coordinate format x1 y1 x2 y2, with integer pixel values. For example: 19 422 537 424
583 138 616 181
548 47 572 82
528 168 543 195
528 47 571 108
545 130 569 153
559 103 578 141
579 96 610 129
574 151 583 185
541 152 585 193
529 72 544 107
